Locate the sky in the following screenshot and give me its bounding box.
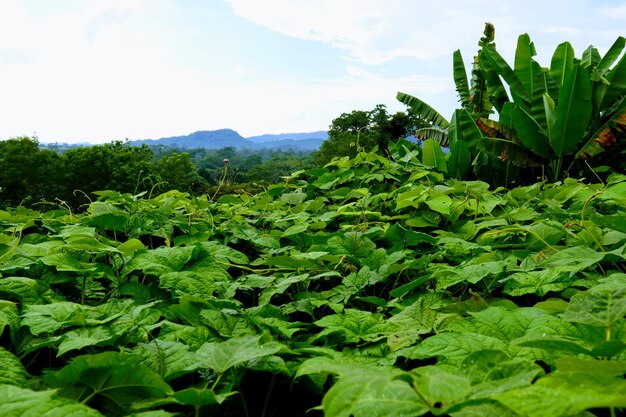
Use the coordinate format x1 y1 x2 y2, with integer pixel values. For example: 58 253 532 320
0 0 625 143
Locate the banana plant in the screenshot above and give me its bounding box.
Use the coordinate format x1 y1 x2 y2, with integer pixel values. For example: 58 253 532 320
479 34 626 180
399 24 626 183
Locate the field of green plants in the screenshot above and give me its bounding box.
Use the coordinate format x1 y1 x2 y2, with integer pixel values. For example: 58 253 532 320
1 140 625 416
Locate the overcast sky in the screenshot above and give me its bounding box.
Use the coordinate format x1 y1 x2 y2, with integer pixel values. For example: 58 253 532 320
1 0 625 143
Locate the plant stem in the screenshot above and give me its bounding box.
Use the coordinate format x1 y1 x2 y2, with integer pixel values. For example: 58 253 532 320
261 374 275 417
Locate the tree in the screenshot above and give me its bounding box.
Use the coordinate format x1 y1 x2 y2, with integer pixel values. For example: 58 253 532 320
0 137 65 207
63 141 155 207
154 152 206 194
314 104 427 165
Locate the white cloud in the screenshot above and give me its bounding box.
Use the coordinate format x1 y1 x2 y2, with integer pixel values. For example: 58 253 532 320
226 0 493 65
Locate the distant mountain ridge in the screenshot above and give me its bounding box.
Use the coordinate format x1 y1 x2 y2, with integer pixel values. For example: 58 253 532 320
130 129 327 151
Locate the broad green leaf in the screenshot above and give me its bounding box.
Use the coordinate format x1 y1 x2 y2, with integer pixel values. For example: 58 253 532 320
448 108 483 144
550 41 574 87
453 49 471 108
509 105 553 160
448 140 471 180
422 139 448 173
39 252 97 273
502 269 572 297
555 356 626 376
460 350 544 398
117 238 146 257
601 52 626 108
0 276 60 304
282 223 309 237
124 246 195 276
550 64 593 156
314 309 394 344
514 34 541 99
493 372 626 417
425 191 452 215
538 245 604 273
581 45 602 69
131 339 196 381
0 384 104 417
562 282 626 330
0 347 28 388
591 36 625 83
322 372 428 417
194 335 282 374
397 92 450 128
45 352 172 413
409 366 471 406
576 97 626 160
159 270 229 299
482 44 530 104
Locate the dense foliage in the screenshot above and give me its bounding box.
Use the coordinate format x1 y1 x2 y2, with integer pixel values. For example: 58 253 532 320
0 138 314 209
315 104 428 165
0 140 625 416
399 24 626 186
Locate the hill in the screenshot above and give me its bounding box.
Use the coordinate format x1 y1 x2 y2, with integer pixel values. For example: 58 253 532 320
131 129 327 151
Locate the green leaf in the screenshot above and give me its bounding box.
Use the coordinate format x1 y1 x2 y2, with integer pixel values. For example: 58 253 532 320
409 366 471 406
514 34 541 99
45 352 172 413
0 347 28 388
422 139 447 173
0 384 104 417
448 140 471 180
482 44 530 104
396 92 450 128
509 104 553 160
493 372 626 417
194 335 282 374
550 64 593 156
0 276 60 304
322 372 429 417
453 49 471 108
550 42 575 87
282 223 309 237
562 282 626 330
314 309 394 344
39 252 97 273
555 356 626 376
125 246 195 276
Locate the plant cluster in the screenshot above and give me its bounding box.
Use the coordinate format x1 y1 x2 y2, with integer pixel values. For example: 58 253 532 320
399 24 626 186
0 140 625 416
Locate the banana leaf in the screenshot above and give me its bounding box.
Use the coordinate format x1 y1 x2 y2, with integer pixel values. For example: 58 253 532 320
396 92 450 128
591 36 625 84
550 42 575 88
448 109 482 148
421 139 448 173
475 119 544 167
576 97 626 160
448 140 471 180
514 34 541 97
415 127 449 147
509 104 554 160
581 46 602 69
550 64 593 156
482 44 530 106
478 51 510 113
600 53 626 109
453 49 471 109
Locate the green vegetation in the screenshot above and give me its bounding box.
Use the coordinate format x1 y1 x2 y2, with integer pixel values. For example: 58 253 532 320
315 104 427 165
0 138 314 209
1 27 626 417
399 24 626 186
0 139 625 416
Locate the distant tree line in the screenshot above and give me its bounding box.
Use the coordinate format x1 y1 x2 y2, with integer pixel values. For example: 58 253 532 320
0 104 424 210
0 137 314 210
